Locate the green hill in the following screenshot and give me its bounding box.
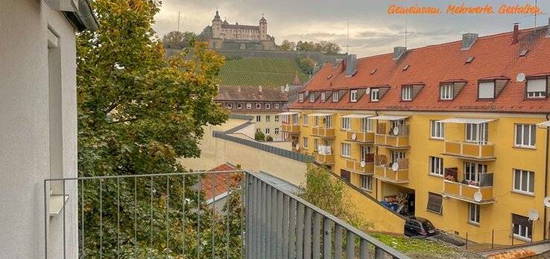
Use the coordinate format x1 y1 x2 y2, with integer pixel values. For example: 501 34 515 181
219 57 308 87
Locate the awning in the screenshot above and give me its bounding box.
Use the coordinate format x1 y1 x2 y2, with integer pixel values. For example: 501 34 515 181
308 113 333 117
277 112 298 116
437 118 496 124
341 114 375 119
538 121 550 128
370 115 409 121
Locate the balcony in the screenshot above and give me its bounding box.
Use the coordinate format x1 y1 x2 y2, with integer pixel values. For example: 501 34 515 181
442 169 494 204
312 127 335 138
374 125 409 149
282 123 301 134
443 141 495 161
344 155 375 175
345 131 374 143
43 171 407 258
314 152 335 165
374 159 409 184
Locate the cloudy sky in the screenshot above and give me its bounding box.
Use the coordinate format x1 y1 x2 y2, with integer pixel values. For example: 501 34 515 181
154 0 549 56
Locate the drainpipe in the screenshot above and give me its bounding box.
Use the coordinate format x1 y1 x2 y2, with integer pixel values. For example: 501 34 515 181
544 113 550 240
374 111 380 200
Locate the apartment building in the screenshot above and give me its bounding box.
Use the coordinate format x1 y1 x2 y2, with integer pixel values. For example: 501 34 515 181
285 22 550 245
216 85 288 140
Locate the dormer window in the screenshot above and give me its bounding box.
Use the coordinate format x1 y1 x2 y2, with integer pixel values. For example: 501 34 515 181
332 91 339 102
298 93 304 102
237 103 243 109
265 103 271 109
478 81 495 99
246 103 252 109
227 103 233 109
350 89 358 102
440 84 454 100
370 68 377 75
275 103 280 109
256 103 262 109
370 88 380 102
309 93 315 102
401 85 413 101
320 92 326 102
526 77 548 99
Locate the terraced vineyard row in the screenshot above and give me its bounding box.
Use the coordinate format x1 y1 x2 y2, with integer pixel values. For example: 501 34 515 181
219 57 308 87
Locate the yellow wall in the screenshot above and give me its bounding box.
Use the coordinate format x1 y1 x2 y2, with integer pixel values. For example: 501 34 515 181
295 110 550 245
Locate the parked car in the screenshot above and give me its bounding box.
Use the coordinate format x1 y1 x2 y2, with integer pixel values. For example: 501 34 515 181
404 217 437 237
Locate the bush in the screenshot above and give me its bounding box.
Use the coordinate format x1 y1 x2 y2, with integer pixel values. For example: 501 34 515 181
265 135 273 142
255 130 265 141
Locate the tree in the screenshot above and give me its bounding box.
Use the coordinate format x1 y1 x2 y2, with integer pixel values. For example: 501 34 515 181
162 31 197 49
296 56 317 75
295 40 341 54
254 130 266 141
296 41 316 52
279 40 296 51
77 0 229 257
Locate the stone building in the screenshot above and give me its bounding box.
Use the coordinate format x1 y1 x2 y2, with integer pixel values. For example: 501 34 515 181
206 11 276 50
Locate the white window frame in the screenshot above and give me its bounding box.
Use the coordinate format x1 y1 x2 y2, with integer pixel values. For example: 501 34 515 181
265 103 271 109
303 115 308 125
430 120 444 139
309 93 315 102
341 117 351 130
256 103 262 109
275 115 279 122
332 91 339 102
274 128 279 135
526 78 547 99
350 89 358 102
360 145 372 162
370 88 380 102
464 162 487 185
266 115 271 122
429 156 444 176
468 203 480 224
246 103 252 109
321 92 326 102
341 143 351 157
513 169 534 194
513 214 532 241
237 103 243 109
265 128 270 134
465 123 488 144
360 175 373 191
361 118 373 132
299 93 304 102
256 115 261 122
401 85 413 101
275 103 280 109
515 124 536 148
440 84 454 100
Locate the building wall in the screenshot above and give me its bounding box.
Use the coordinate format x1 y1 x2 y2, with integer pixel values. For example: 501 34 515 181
0 1 78 258
293 109 550 245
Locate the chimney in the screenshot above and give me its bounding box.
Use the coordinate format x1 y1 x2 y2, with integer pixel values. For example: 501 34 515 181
344 54 357 76
461 33 478 50
546 18 550 38
393 46 407 60
512 23 519 44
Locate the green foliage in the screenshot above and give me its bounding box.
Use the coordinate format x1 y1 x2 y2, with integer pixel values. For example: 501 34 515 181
279 40 296 51
265 135 273 142
219 57 307 87
162 31 197 49
294 40 341 54
369 233 459 258
296 56 317 75
254 130 266 141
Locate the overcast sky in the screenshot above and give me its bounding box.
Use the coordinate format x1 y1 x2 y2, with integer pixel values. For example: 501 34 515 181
154 0 549 56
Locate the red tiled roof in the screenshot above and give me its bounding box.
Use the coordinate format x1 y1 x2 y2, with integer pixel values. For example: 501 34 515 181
291 26 550 113
216 85 288 102
201 163 240 201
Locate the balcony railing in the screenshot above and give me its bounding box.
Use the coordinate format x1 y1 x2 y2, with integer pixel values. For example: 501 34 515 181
43 171 408 259
345 131 374 143
314 153 335 165
443 141 495 160
282 123 301 134
312 127 335 138
442 170 494 204
374 159 409 184
344 154 375 175
374 125 409 148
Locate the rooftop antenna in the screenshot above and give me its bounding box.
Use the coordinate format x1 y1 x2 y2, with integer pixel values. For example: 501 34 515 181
534 0 538 27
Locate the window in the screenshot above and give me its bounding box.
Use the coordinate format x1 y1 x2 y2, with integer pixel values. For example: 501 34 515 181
429 157 444 176
464 162 487 185
321 92 326 102
478 81 495 99
309 93 315 102
274 128 279 135
512 214 532 240
401 85 413 101
332 91 339 102
324 116 333 128
303 137 308 148
275 115 279 122
303 115 308 125
256 103 262 109
292 114 299 125
427 193 443 214
299 93 304 102
360 145 372 162
265 103 271 109
360 175 373 191
430 120 444 139
314 116 319 127
350 89 358 102
466 123 488 144
227 103 233 109
341 143 351 157
440 84 454 100
313 139 318 151
341 117 351 130
275 103 280 109
468 203 480 224
266 115 271 122
256 115 261 122
246 103 252 109
515 124 536 148
265 128 270 134
237 103 243 109
361 118 373 132
513 169 534 194
390 151 405 163
526 78 547 99
370 88 380 102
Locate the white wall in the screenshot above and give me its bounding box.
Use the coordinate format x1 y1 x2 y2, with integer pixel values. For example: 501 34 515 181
0 1 78 258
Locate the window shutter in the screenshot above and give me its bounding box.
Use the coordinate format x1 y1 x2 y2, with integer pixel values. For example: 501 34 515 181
528 79 546 92
427 193 443 213
479 82 495 98
512 214 531 228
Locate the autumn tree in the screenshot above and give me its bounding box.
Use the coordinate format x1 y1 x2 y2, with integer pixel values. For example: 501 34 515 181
279 40 296 51
162 30 197 49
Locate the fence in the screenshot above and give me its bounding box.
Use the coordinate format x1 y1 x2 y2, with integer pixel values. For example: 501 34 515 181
44 171 409 258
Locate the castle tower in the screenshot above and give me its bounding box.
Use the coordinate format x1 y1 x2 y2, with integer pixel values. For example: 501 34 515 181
259 15 267 41
212 10 222 38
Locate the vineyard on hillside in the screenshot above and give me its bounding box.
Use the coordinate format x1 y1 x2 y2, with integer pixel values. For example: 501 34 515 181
219 57 309 87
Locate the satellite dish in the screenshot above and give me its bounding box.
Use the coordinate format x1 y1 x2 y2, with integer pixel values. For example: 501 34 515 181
351 133 357 140
366 88 371 94
473 191 483 202
391 162 399 171
360 161 366 168
529 209 540 221
544 197 550 208
392 127 400 136
516 73 526 82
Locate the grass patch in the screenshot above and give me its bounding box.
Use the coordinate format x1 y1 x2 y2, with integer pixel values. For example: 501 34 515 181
369 232 459 257
219 57 308 86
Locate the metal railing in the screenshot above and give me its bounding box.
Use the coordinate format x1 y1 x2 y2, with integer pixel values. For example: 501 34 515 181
44 171 409 258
